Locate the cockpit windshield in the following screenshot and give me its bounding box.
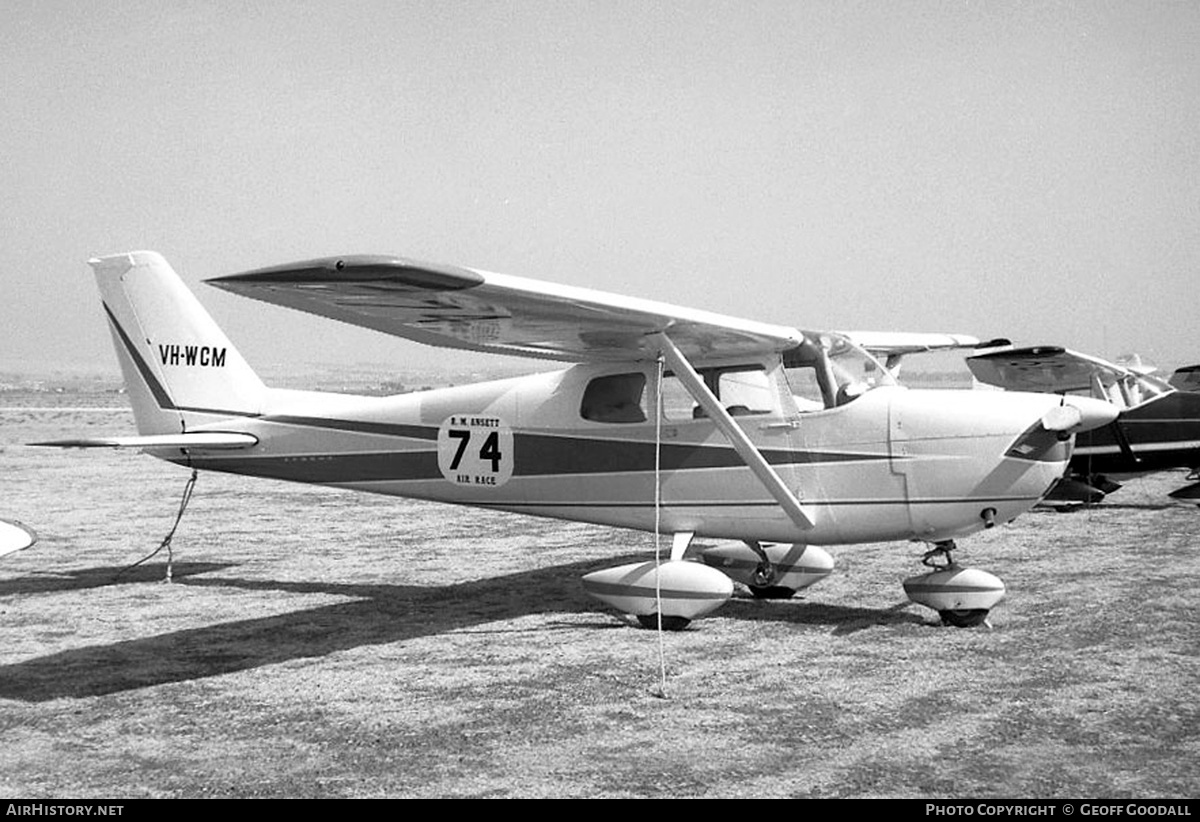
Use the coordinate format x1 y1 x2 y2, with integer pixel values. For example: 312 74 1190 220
1095 371 1174 410
783 332 895 411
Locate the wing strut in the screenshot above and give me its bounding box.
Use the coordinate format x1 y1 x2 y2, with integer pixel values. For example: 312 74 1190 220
655 334 814 532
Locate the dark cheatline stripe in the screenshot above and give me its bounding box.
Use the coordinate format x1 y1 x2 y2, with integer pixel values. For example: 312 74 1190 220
258 414 439 441
186 451 440 483
104 303 175 410
512 433 885 475
188 408 892 480
252 416 889 473
184 438 889 484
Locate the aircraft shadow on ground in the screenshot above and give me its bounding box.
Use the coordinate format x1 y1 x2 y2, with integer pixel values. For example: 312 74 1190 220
1045 503 1181 512
723 597 928 634
0 562 235 597
0 557 922 701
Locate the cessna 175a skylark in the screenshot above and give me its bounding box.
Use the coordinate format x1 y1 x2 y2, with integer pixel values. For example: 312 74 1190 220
39 251 1118 629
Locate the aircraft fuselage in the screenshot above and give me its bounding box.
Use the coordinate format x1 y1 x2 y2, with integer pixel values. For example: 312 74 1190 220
156 361 1074 546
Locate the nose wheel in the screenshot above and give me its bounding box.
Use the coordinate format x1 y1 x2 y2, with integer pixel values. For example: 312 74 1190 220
923 542 988 626
938 608 992 628
904 540 1006 628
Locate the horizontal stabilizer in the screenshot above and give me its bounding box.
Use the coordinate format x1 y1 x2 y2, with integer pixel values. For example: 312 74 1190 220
32 432 258 450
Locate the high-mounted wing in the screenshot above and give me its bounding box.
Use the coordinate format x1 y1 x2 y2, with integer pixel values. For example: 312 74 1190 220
968 345 1177 412
841 331 981 359
208 256 803 363
840 331 982 377
967 346 1121 394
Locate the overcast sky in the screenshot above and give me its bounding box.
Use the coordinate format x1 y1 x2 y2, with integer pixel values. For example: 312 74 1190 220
3 1 1198 378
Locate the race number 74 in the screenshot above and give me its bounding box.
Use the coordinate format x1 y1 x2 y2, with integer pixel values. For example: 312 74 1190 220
447 429 501 472
437 416 514 487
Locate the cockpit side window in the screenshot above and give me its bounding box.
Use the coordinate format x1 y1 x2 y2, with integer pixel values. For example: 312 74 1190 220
716 367 775 416
785 362 830 411
659 364 777 420
784 338 838 410
783 334 889 411
580 373 648 423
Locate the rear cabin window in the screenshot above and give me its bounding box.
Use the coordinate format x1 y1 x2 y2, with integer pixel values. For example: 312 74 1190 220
580 373 648 423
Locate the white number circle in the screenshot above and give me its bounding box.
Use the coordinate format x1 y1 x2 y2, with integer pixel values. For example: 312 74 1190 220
437 415 514 488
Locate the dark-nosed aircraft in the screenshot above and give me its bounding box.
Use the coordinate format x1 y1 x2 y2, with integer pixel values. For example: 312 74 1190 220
35 252 1118 628
966 344 1200 504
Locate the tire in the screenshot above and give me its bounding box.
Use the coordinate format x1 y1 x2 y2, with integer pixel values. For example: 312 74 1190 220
748 585 797 600
636 614 691 631
939 608 990 628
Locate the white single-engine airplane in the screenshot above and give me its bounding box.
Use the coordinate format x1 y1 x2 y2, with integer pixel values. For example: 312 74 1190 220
39 251 1117 628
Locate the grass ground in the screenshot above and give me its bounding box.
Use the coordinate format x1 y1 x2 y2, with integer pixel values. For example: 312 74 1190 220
1 402 1196 798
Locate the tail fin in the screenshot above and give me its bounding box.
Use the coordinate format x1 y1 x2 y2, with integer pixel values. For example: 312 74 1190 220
90 251 266 434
